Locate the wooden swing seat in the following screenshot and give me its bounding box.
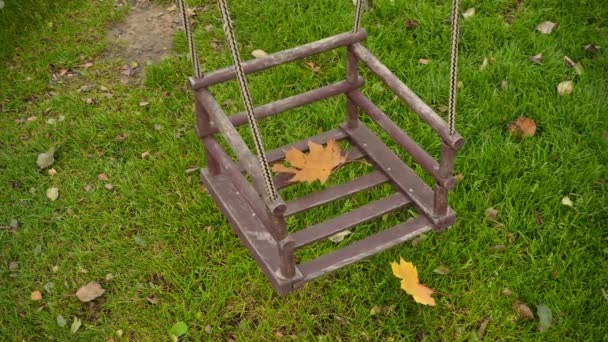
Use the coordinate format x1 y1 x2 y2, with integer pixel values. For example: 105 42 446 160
189 30 464 295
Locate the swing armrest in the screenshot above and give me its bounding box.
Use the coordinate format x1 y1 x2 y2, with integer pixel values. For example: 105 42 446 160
196 88 287 215
347 91 455 189
349 43 464 150
189 30 368 89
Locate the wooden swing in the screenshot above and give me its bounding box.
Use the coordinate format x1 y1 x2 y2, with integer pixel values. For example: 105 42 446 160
178 0 464 295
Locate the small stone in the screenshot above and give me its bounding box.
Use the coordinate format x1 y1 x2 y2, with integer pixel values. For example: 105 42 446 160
104 183 114 190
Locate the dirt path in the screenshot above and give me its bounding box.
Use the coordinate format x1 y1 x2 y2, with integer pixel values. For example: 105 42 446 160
107 0 179 77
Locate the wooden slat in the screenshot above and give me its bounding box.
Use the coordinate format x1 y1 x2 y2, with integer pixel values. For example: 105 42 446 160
204 78 363 135
285 171 390 217
294 216 432 286
291 192 412 249
347 90 454 188
350 43 464 150
190 30 368 89
203 137 287 240
200 168 301 295
197 88 265 193
340 122 454 226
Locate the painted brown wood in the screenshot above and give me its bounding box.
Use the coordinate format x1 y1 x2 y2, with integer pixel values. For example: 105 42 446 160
340 121 455 227
294 216 432 287
346 46 360 128
350 43 464 150
291 192 413 249
197 88 268 195
433 143 456 221
190 30 368 89
200 168 302 295
347 90 455 188
203 78 363 135
284 171 390 216
194 93 220 175
203 137 288 240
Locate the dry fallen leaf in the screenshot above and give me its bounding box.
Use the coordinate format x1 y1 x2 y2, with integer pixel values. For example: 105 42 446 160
405 19 418 29
479 57 489 71
48 168 57 176
563 56 576 68
305 61 321 74
328 230 351 243
141 151 150 159
47 187 59 201
70 317 82 333
251 49 268 58
561 196 574 207
76 282 105 302
536 21 557 34
433 265 450 275
584 44 600 54
485 207 498 221
391 257 436 306
145 296 159 305
271 139 346 184
37 149 55 169
528 52 543 65
489 244 506 254
533 209 544 225
513 301 535 320
419 58 429 65
31 291 42 301
477 317 490 338
462 8 476 19
537 304 553 332
508 117 537 137
411 234 427 246
97 173 109 181
507 232 514 243
557 81 573 96
502 288 513 296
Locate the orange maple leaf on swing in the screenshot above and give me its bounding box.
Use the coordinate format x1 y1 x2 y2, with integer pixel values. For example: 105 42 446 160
272 139 347 184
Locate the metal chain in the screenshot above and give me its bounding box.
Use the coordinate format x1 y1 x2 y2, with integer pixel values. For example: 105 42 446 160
352 0 363 33
447 0 461 136
216 0 278 201
177 0 202 78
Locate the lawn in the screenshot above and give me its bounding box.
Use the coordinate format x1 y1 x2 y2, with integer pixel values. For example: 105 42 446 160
1 0 607 340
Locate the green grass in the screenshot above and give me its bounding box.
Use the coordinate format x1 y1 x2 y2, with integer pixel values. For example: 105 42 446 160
1 0 608 340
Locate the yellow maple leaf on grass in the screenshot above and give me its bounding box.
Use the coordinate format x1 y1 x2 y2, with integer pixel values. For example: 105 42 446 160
271 139 346 184
391 257 436 306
